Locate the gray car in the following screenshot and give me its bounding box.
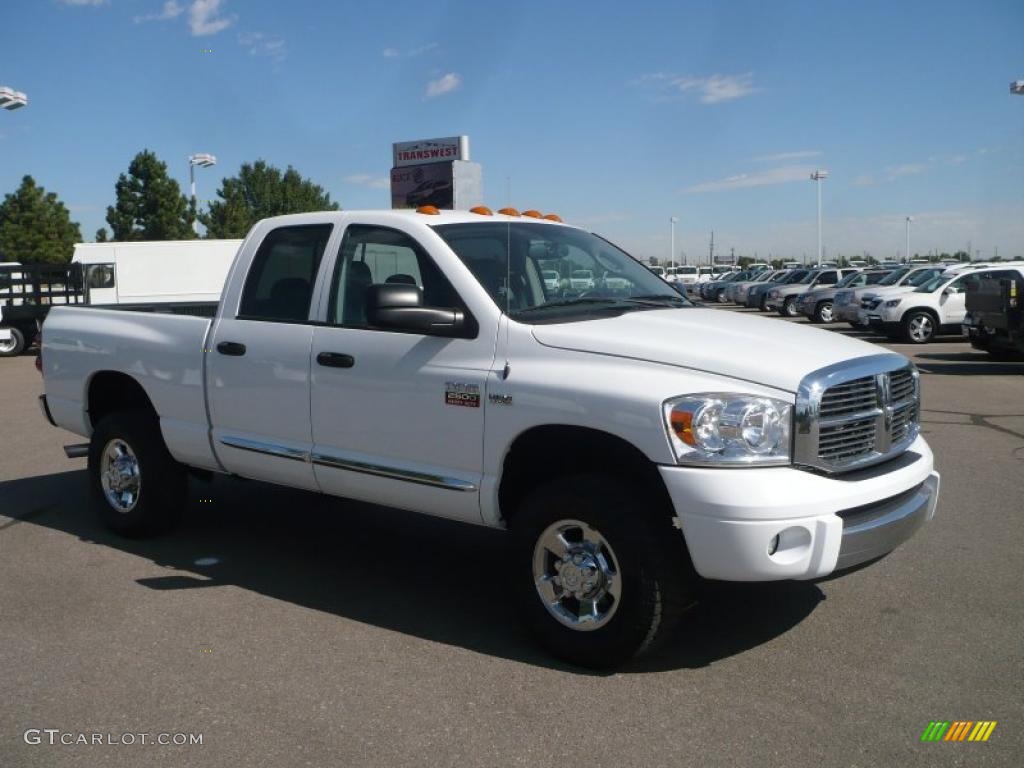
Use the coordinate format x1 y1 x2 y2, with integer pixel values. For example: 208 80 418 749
764 268 855 317
795 269 890 323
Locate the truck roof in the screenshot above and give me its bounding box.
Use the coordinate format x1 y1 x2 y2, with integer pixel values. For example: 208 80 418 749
255 209 572 228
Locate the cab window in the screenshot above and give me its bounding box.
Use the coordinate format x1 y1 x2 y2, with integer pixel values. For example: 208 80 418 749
328 225 462 328
87 264 115 289
238 224 332 322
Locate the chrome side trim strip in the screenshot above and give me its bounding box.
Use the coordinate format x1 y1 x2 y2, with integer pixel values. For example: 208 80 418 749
310 451 477 492
219 435 310 463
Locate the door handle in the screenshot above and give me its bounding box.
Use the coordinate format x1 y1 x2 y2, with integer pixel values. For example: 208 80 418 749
316 352 355 368
216 341 246 356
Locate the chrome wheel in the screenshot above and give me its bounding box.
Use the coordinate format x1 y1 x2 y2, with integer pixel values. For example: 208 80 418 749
100 438 141 513
908 314 934 342
819 302 834 322
532 519 622 631
0 336 16 354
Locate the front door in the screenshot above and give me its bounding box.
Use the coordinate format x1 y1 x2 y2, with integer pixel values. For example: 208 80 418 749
309 224 496 523
207 224 333 491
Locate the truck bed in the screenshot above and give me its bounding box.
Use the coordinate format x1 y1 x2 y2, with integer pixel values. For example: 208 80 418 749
42 306 220 471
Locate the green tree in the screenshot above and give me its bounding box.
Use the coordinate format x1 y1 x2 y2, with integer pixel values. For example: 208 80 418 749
95 228 109 243
201 160 339 238
0 176 82 264
106 150 194 240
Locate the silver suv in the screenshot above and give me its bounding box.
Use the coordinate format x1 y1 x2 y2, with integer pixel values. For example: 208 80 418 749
764 269 854 317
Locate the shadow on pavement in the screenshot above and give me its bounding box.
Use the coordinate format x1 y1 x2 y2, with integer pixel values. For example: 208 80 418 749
0 469 824 674
914 351 1024 376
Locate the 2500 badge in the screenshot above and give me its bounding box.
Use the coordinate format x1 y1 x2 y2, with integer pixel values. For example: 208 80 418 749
445 382 480 408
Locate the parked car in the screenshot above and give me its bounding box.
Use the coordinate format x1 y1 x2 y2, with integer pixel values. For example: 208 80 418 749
796 269 889 324
745 269 809 309
37 208 939 669
570 269 595 291
866 267 1013 343
726 269 783 304
849 266 955 328
963 266 1024 359
764 269 854 317
542 270 560 291
701 271 751 303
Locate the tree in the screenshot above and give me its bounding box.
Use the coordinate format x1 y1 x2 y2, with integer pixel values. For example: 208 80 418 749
0 176 82 264
106 150 194 240
95 228 109 243
201 160 339 238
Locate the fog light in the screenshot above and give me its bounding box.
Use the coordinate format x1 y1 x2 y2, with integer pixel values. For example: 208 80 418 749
767 534 780 556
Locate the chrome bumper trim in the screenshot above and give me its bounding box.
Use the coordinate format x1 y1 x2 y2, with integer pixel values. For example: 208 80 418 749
835 472 939 570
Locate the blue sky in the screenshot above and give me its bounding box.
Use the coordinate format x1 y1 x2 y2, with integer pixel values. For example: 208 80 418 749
2 0 1022 261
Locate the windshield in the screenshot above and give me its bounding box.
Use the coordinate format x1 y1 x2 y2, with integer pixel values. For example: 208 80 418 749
433 222 690 322
878 268 910 286
798 271 820 284
915 273 952 293
782 270 809 283
835 272 862 288
907 268 943 286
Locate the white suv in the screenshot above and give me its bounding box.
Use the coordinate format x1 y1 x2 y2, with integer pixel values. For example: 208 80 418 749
868 267 1020 343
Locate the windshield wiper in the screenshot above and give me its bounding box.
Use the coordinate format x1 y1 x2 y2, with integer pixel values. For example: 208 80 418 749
619 294 689 307
513 298 625 315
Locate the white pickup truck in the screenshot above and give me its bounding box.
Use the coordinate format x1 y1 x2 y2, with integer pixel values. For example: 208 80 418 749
39 209 940 668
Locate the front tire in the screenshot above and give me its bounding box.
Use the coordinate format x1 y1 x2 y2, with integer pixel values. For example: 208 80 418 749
781 297 799 317
88 410 186 537
813 301 834 324
0 326 25 357
901 311 937 344
511 475 694 669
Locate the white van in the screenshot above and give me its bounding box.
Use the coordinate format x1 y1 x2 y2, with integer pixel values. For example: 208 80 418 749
72 240 243 308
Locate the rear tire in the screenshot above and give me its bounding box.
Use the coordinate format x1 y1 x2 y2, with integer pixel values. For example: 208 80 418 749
0 326 25 357
511 475 695 669
88 410 186 537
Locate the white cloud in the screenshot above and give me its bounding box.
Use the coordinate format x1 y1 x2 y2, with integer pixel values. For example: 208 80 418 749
884 163 928 181
382 42 438 58
189 0 234 36
135 1 184 23
684 165 816 193
425 72 461 99
59 0 108 6
239 32 286 61
853 174 875 187
754 150 822 163
636 72 759 104
343 174 390 190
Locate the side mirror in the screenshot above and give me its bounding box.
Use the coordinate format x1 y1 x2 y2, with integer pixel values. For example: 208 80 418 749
365 283 467 337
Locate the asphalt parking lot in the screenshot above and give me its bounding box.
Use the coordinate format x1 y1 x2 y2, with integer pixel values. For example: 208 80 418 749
1 311 1022 768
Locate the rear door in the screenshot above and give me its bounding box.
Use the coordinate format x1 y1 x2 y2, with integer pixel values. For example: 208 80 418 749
206 224 333 490
308 223 495 523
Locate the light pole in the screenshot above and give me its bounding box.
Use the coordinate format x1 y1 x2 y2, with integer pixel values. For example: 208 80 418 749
188 153 217 235
669 216 678 275
810 170 828 266
0 86 28 111
905 216 913 262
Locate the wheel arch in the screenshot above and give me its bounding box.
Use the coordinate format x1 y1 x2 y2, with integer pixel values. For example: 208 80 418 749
86 370 159 431
497 424 674 527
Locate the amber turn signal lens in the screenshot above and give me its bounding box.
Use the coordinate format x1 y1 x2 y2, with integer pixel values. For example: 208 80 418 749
542 213 563 222
469 206 493 215
670 410 697 447
416 205 441 215
497 207 519 216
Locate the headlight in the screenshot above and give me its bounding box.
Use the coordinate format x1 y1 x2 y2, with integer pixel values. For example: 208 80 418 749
769 290 779 298
884 298 902 307
663 394 792 466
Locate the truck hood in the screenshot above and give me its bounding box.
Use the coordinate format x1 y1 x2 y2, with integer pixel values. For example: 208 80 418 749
531 308 892 393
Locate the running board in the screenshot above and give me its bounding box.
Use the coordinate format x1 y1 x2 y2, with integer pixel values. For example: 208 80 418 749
63 443 89 459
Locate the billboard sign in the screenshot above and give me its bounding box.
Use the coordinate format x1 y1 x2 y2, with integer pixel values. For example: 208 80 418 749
392 136 469 168
390 163 454 209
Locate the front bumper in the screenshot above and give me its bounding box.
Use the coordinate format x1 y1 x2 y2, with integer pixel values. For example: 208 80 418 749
659 435 938 581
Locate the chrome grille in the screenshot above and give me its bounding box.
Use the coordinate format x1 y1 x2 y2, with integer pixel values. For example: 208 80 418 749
795 355 920 473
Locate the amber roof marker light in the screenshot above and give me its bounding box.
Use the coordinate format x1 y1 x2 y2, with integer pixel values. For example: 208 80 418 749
542 213 563 222
470 206 493 216
522 209 543 219
416 205 441 215
497 207 520 216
